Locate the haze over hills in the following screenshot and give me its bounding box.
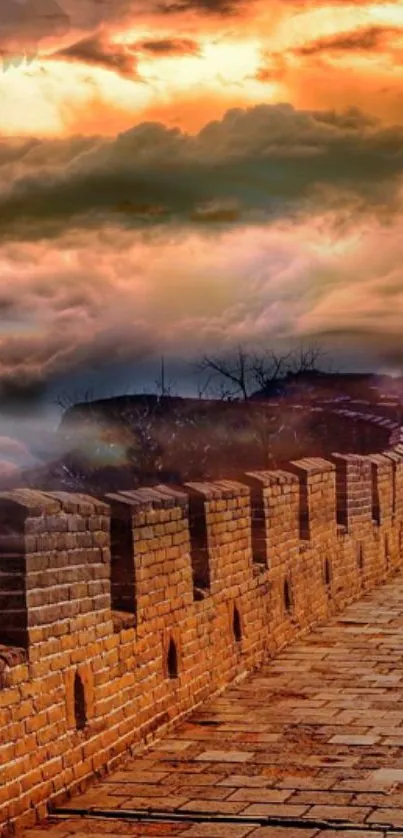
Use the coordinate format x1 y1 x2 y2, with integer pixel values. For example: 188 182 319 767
0 0 403 500
0 369 400 496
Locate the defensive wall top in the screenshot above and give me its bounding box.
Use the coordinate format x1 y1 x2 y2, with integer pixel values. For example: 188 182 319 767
1 405 403 834
0 404 401 656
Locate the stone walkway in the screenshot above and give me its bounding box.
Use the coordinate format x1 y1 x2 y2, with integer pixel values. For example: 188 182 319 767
25 575 403 838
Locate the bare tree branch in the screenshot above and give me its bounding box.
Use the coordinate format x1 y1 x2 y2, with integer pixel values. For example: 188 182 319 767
250 350 292 390
194 341 329 400
195 373 213 399
197 346 253 400
288 342 329 375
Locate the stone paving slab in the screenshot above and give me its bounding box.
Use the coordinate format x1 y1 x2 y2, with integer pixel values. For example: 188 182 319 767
24 575 403 838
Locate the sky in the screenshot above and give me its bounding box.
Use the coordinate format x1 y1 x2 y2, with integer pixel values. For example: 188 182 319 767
0 0 403 471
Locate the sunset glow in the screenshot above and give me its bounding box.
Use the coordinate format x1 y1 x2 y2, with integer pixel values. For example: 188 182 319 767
1 0 403 136
0 0 402 439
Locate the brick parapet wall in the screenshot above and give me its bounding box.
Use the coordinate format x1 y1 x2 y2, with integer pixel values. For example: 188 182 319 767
0 407 402 834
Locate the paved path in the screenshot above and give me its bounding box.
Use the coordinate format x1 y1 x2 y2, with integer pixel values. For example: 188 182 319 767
26 575 403 838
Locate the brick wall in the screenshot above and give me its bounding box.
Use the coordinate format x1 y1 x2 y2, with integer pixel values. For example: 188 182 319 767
0 409 403 835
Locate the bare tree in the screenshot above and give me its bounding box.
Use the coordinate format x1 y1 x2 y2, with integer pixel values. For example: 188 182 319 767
155 356 178 397
194 373 213 400
250 349 292 391
197 346 253 401
195 341 331 401
287 342 331 375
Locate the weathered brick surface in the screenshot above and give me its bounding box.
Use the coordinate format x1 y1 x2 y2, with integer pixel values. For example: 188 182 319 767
0 408 402 835
18 574 403 838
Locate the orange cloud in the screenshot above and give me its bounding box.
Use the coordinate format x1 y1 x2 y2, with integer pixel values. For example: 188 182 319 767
54 33 139 77
1 0 403 404
0 9 402 197
293 24 401 55
1 0 403 136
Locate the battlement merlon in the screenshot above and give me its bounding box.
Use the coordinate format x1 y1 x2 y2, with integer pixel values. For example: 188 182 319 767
105 486 193 625
243 470 300 568
184 480 251 593
284 458 337 541
367 453 395 524
330 454 373 531
0 489 111 652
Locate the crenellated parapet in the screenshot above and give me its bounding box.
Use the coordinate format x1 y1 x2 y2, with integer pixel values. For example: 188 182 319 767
0 406 403 835
0 489 111 653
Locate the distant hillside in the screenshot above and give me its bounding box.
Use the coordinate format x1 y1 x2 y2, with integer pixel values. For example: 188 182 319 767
51 386 394 494
4 374 401 496
251 370 403 402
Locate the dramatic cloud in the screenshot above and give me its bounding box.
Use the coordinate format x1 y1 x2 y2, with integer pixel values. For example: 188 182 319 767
0 0 247 54
0 104 403 241
0 206 402 401
53 33 200 78
293 25 402 56
2 0 403 137
54 34 139 77
1 0 403 422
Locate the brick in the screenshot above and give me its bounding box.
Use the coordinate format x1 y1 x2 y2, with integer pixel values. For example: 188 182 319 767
184 826 254 837
304 805 372 823
328 734 380 745
195 751 254 763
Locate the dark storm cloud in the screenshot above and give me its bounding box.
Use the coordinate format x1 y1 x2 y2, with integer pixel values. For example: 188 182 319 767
294 25 402 56
135 37 200 55
54 33 139 77
0 377 48 413
157 0 243 14
0 303 155 410
0 103 403 240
